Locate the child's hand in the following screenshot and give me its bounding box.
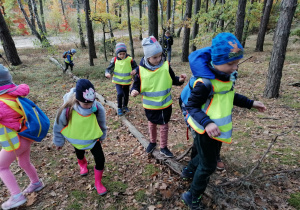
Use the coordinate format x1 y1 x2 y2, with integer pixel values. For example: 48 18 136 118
105 73 111 79
56 146 62 150
131 70 136 75
131 90 139 97
252 101 266 112
205 123 221 138
179 74 187 82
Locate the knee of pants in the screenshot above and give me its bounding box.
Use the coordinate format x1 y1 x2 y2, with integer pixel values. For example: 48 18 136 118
18 161 32 170
117 92 124 98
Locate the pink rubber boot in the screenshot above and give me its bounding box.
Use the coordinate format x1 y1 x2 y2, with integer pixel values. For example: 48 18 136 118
77 157 88 176
94 167 107 195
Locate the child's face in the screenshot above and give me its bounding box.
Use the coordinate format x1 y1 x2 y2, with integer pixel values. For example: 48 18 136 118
78 101 93 109
148 52 162 66
117 52 126 59
165 32 170 37
213 59 240 75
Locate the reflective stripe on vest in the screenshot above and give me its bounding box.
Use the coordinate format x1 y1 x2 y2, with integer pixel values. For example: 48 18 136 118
140 61 173 110
187 78 234 144
112 56 133 85
61 110 103 150
0 125 21 152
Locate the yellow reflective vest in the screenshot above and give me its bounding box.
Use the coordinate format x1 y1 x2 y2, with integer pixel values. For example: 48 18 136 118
139 61 173 110
112 56 133 85
0 94 23 152
64 53 73 63
61 110 103 150
186 78 234 144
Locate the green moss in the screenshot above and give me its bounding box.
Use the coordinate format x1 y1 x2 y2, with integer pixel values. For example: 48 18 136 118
288 192 300 209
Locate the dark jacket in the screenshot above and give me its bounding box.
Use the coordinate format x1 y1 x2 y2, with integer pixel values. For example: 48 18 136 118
184 47 254 128
131 57 184 124
161 35 173 50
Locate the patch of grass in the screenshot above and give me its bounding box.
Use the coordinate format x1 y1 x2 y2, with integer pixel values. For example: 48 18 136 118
281 94 300 109
143 164 160 177
71 190 87 199
288 192 300 209
66 202 82 210
106 180 128 193
270 148 300 165
134 189 146 202
172 143 185 150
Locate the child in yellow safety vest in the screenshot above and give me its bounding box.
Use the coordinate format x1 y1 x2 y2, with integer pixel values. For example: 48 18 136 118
53 79 108 196
131 36 187 158
105 43 138 116
0 64 44 210
180 32 267 209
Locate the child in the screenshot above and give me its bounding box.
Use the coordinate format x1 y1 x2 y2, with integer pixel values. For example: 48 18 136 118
131 36 186 157
180 32 266 209
53 79 107 195
64 49 76 72
0 64 44 209
161 30 173 63
105 43 138 116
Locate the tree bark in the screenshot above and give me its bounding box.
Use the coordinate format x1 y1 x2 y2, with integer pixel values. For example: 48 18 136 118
219 0 225 30
17 0 50 47
139 0 143 40
106 0 115 38
263 0 297 98
148 0 158 39
126 0 134 58
255 0 273 52
76 0 86 48
171 0 176 34
0 11 22 66
39 0 46 33
31 0 46 34
191 0 201 52
158 0 165 42
27 0 36 30
242 0 254 47
181 0 193 62
59 0 66 19
234 0 247 43
84 0 96 66
166 0 171 31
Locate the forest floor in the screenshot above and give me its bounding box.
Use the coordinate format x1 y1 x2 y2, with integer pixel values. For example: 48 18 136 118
0 33 299 210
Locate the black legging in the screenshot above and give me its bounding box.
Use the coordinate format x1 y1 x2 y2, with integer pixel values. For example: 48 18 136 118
74 140 105 170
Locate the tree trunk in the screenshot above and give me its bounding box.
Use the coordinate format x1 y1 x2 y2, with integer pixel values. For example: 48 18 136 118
106 0 115 38
126 0 134 58
27 0 36 30
166 0 171 31
158 0 165 41
118 5 122 24
17 0 50 47
219 0 225 30
263 0 297 98
242 0 254 47
84 0 96 66
76 0 86 48
31 0 46 34
255 0 273 52
0 12 22 66
59 0 66 19
181 0 193 62
148 0 158 39
234 0 247 43
102 25 107 62
139 0 143 40
39 0 46 33
191 0 201 52
171 0 176 34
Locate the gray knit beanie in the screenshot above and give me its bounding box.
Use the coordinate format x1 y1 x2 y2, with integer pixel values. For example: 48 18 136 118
0 64 13 86
142 36 163 59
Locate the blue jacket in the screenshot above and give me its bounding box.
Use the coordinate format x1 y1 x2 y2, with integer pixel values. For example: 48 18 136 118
182 47 254 128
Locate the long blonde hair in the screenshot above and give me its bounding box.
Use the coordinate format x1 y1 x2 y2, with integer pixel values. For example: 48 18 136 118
56 93 78 124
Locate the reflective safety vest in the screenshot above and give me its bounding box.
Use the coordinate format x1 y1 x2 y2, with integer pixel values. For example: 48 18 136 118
139 61 172 110
64 53 73 63
112 56 133 85
186 78 235 144
0 95 23 152
61 110 103 150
